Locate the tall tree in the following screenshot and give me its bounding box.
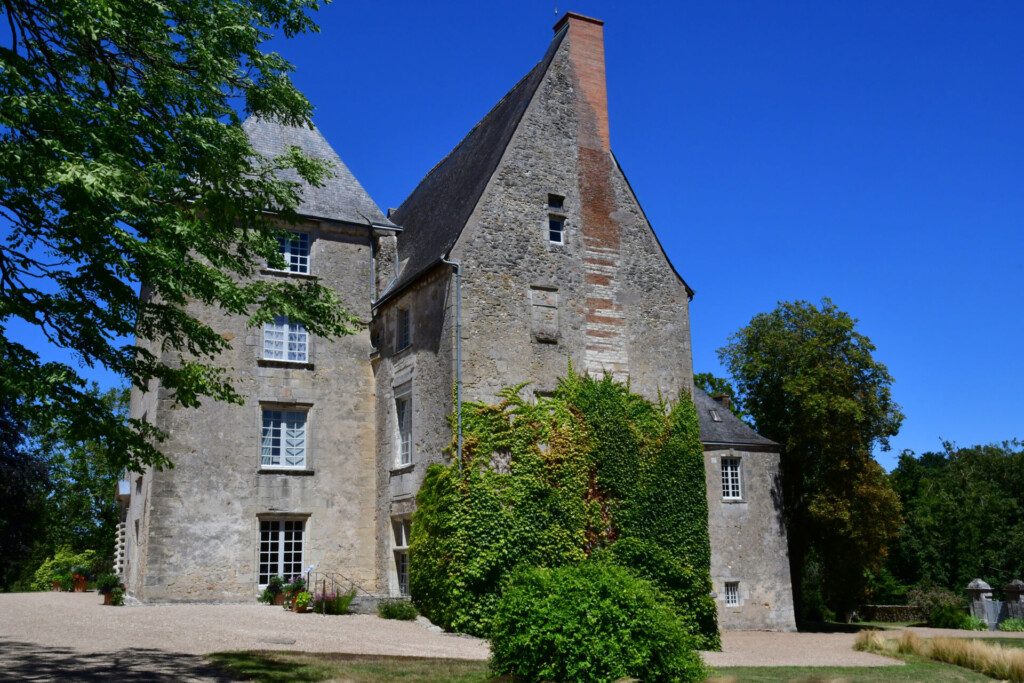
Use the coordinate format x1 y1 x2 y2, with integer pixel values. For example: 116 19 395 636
0 394 49 589
719 298 904 621
0 0 357 472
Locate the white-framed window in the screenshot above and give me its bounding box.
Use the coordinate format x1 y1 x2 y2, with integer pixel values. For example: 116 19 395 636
258 518 305 586
395 389 412 465
724 581 740 607
722 457 742 500
263 316 308 362
393 517 411 596
272 231 311 274
261 408 308 469
396 308 411 351
548 215 565 243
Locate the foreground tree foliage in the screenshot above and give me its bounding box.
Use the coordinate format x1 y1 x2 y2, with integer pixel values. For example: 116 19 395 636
719 298 904 621
409 370 719 649
0 0 355 472
886 441 1024 594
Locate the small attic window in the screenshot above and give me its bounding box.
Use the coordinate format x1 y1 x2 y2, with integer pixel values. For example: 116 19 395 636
548 216 565 244
548 193 564 210
709 409 723 423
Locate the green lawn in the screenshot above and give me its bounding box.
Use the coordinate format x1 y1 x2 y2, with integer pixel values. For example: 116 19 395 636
710 654 988 682
967 636 1024 649
208 650 994 683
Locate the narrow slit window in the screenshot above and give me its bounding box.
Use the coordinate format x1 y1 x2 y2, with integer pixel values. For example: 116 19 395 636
396 308 411 351
396 393 412 465
548 216 565 244
393 518 411 596
724 581 740 607
721 457 742 500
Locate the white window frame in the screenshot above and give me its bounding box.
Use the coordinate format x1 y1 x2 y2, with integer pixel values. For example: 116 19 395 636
392 517 411 596
395 386 412 466
263 316 308 362
261 408 309 470
270 231 311 274
258 518 305 587
724 581 740 607
722 457 742 500
396 307 411 352
548 214 565 244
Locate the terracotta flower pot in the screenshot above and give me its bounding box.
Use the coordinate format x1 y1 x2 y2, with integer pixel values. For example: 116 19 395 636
294 602 308 613
103 592 113 606
273 593 285 606
51 581 62 592
72 574 87 592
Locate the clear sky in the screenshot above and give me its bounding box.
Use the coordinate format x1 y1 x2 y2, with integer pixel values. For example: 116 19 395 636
16 1 1023 469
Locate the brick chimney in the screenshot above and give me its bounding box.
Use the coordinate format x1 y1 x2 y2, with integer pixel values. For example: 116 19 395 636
712 394 732 410
555 12 627 380
554 12 609 150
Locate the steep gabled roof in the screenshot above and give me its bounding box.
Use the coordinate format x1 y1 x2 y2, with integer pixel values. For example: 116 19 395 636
383 27 568 298
693 386 778 449
242 116 395 228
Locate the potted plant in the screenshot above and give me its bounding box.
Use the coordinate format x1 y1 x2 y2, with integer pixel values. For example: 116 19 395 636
96 574 122 605
293 591 312 613
109 587 125 606
282 576 306 610
259 576 286 606
54 573 73 592
70 565 88 592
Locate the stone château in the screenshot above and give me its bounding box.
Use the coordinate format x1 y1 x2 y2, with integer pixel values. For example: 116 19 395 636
119 12 796 631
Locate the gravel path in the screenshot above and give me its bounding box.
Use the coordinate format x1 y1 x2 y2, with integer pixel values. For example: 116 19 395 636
0 591 488 681
702 631 900 668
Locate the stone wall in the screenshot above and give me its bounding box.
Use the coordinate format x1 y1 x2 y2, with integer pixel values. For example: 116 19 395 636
123 219 378 601
370 266 455 595
704 446 797 631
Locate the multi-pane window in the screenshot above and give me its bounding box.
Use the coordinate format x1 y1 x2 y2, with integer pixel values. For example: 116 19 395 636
258 519 305 586
396 308 411 351
724 581 740 607
274 232 310 274
395 393 412 465
393 518 411 596
261 409 308 469
263 316 308 362
548 216 565 243
722 457 742 500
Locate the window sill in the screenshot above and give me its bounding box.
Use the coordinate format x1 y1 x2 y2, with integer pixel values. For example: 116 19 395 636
260 268 318 281
257 359 314 370
257 468 315 476
722 498 747 505
390 463 415 476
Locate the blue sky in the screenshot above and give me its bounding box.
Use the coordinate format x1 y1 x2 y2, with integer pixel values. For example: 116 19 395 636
16 2 1022 469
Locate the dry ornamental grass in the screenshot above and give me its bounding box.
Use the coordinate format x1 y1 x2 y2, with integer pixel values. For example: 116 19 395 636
855 629 1024 682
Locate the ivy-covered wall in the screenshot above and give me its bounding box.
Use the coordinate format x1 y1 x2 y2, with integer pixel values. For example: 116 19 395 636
409 370 719 648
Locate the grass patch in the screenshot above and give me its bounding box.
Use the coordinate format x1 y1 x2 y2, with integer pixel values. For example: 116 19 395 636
856 630 1024 682
207 651 491 682
709 654 989 681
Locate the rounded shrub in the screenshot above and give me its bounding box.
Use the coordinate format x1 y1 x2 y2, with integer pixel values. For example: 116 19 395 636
999 617 1024 632
490 561 706 683
378 599 418 621
929 604 974 629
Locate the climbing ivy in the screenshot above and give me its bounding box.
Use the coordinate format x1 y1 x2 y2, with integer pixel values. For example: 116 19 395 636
409 369 719 648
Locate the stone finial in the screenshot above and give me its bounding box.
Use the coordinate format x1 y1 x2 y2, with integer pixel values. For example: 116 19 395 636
1005 579 1024 603
967 578 994 601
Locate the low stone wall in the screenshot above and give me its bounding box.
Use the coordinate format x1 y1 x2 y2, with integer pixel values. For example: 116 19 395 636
858 604 923 623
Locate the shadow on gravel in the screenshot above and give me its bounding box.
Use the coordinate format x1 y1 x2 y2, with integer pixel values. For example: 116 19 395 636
0 639 236 682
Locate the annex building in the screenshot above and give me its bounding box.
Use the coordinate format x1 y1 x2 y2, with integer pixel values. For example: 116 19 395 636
119 13 796 631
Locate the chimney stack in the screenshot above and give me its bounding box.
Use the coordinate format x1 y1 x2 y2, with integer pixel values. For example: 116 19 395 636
554 12 609 150
712 394 732 411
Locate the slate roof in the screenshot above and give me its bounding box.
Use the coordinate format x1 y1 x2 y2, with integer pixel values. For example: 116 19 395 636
693 386 778 449
242 116 395 228
381 26 568 300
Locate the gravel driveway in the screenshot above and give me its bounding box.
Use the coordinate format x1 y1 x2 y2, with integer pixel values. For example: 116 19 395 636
0 591 488 681
704 631 899 667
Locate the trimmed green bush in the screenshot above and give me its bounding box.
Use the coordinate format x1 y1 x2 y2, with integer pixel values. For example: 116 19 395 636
109 587 124 606
490 562 706 683
410 370 718 647
929 604 978 630
31 548 99 590
999 617 1024 632
378 599 418 621
964 615 988 631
